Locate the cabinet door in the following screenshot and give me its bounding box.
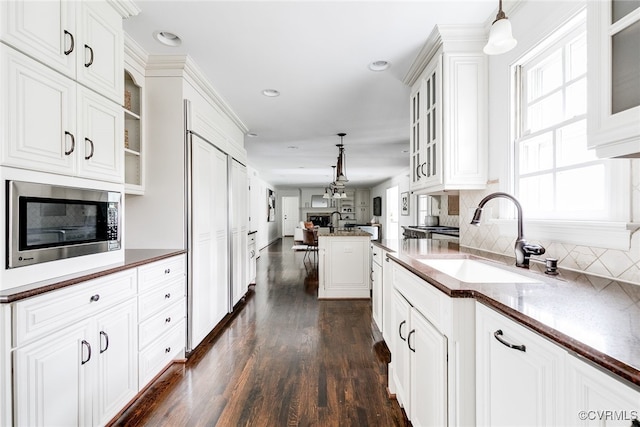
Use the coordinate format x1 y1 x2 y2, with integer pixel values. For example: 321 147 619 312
410 308 448 427
382 254 394 344
231 160 248 307
14 321 92 427
0 0 76 78
1 45 77 174
420 60 443 189
476 304 565 427
94 300 138 426
566 354 640 427
77 1 123 103
391 291 412 411
77 87 123 182
371 260 383 331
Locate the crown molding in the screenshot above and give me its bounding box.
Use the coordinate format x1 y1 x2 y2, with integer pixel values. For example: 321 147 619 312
107 0 141 18
403 24 486 86
146 55 248 132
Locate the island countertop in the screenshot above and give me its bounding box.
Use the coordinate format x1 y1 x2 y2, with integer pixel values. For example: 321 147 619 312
373 238 640 387
318 230 372 237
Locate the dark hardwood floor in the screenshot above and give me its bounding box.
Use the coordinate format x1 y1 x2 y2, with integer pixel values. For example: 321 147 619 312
113 237 408 426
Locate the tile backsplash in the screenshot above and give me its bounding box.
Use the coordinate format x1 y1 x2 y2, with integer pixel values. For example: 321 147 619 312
459 175 640 286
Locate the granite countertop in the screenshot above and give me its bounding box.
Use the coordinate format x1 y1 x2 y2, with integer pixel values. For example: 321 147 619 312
373 238 640 387
0 249 186 303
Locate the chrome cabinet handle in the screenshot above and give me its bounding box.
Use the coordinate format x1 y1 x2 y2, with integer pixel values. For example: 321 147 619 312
89 294 100 302
165 317 171 323
494 329 526 352
415 163 422 179
421 162 427 177
84 44 94 67
99 331 109 353
84 138 94 160
165 347 171 353
81 340 92 365
165 293 171 299
398 320 407 341
64 131 75 155
164 268 171 274
407 329 416 352
63 30 74 55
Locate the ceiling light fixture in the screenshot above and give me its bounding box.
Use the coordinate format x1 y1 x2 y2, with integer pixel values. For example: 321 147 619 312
483 0 517 55
153 31 182 47
368 60 390 72
262 89 280 97
335 133 348 186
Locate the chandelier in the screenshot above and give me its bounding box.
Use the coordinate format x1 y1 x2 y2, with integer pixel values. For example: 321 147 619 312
323 133 349 199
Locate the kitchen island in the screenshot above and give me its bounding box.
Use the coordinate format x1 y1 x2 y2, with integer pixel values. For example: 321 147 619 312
317 229 371 299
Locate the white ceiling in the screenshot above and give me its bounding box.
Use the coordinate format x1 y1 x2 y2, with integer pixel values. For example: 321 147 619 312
123 1 496 188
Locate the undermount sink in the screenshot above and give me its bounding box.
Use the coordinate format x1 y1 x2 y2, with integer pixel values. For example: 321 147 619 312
418 258 541 284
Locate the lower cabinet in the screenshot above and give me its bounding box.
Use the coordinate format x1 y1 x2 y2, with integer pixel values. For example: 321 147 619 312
137 255 186 389
13 273 138 427
371 245 383 331
476 302 565 427
392 289 448 426
388 263 475 427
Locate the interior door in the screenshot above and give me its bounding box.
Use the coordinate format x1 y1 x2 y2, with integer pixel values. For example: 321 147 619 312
282 196 299 236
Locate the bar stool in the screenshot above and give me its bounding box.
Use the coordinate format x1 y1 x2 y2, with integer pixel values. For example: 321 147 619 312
302 228 318 266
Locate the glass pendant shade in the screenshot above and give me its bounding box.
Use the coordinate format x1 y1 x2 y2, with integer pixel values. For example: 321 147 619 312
484 17 517 55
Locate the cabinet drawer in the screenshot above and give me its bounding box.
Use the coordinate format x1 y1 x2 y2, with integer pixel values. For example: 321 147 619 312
138 277 185 320
13 269 137 346
139 298 185 350
393 264 450 333
138 319 185 388
137 255 185 293
372 246 383 266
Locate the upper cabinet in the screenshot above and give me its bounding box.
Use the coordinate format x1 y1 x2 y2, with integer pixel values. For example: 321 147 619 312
0 0 126 103
587 0 640 158
404 25 488 194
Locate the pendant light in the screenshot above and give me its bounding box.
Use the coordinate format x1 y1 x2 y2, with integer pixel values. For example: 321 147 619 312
483 0 517 55
335 133 348 185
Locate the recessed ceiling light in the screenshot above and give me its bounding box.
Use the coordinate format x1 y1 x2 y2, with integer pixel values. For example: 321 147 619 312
262 89 280 97
287 146 299 149
153 31 182 47
369 60 390 72
247 132 258 138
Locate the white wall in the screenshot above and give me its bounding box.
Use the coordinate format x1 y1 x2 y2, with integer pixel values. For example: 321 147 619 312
371 168 413 240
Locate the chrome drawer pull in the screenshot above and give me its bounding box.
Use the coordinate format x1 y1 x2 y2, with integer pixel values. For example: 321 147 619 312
407 330 416 352
165 268 171 274
64 131 75 155
84 44 94 67
494 329 526 352
90 294 100 302
399 320 407 341
165 347 171 353
63 30 74 55
165 293 171 299
99 331 109 353
81 340 92 365
165 317 171 323
84 138 94 160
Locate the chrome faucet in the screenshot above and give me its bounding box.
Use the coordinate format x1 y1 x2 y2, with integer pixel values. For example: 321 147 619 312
470 192 545 269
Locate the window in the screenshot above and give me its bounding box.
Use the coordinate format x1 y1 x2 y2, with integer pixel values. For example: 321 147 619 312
514 11 621 221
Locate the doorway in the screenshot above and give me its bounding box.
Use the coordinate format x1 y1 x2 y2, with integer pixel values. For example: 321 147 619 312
386 186 399 239
282 196 299 236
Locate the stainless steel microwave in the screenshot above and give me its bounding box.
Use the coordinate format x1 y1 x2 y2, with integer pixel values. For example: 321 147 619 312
7 181 121 269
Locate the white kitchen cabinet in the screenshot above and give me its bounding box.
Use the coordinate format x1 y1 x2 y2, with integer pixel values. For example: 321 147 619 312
231 159 248 307
355 189 371 223
318 234 371 299
371 245 383 331
476 302 566 427
381 250 394 345
123 42 145 194
587 0 640 158
1 45 123 183
13 270 138 427
405 25 487 194
389 262 475 426
392 289 448 427
0 0 124 103
566 354 640 427
137 255 186 389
